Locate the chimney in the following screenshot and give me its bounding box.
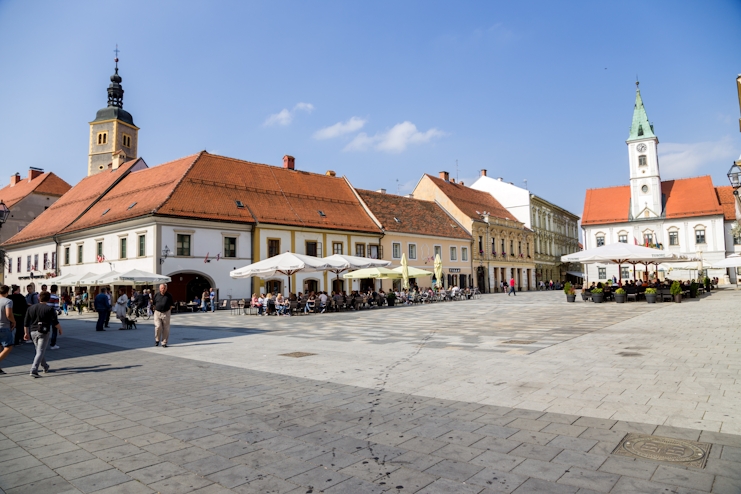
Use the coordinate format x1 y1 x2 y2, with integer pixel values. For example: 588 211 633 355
376 188 386 194
439 171 449 181
111 150 126 170
460 181 464 186
283 155 295 170
325 170 336 177
10 173 21 187
481 169 487 177
28 167 44 181
497 177 503 181
450 178 456 184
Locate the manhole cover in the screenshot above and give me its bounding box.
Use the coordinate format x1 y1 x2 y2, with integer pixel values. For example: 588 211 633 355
502 340 537 345
612 433 710 468
280 352 317 358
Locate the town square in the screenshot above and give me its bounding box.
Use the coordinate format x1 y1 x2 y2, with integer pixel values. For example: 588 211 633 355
1 1 740 492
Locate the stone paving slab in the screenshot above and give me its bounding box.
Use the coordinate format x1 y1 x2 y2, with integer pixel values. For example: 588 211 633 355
0 290 739 492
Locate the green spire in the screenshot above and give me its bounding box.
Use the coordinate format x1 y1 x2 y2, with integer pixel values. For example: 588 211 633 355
627 82 655 142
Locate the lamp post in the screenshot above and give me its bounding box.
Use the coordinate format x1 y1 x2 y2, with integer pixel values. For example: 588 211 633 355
729 162 741 239
0 201 10 229
159 245 171 265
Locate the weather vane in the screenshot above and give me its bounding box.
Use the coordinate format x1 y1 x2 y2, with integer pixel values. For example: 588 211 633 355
114 44 120 68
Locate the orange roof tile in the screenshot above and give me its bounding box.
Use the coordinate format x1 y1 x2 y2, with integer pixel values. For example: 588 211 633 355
425 174 518 222
0 172 71 208
357 189 471 240
715 186 737 221
582 176 725 226
3 160 141 246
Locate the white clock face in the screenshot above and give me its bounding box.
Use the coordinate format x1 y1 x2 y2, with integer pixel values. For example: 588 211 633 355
637 143 647 152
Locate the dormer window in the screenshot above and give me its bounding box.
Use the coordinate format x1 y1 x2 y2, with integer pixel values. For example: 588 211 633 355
638 155 647 167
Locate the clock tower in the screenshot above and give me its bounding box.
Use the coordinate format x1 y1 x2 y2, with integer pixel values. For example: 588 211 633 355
88 53 139 176
627 82 662 220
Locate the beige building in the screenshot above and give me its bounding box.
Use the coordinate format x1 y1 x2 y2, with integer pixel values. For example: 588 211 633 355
356 188 473 292
413 172 535 292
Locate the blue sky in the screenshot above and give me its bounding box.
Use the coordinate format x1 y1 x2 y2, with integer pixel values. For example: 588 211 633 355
1 0 739 218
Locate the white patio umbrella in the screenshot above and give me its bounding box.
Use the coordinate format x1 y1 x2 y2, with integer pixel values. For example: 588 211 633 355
100 269 172 286
709 254 741 269
342 267 403 279
230 252 334 294
561 243 685 282
72 272 105 286
391 265 433 277
322 254 390 290
51 272 79 285
434 254 443 288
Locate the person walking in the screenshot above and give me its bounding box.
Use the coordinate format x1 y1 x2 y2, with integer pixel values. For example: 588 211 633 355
153 284 174 347
114 288 129 330
94 289 110 332
25 283 39 306
0 285 17 375
24 291 62 378
209 287 216 312
48 285 61 350
508 276 516 296
9 285 28 347
201 289 208 312
103 288 112 328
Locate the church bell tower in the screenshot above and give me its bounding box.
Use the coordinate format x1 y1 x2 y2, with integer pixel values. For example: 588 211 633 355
627 82 662 220
88 51 139 176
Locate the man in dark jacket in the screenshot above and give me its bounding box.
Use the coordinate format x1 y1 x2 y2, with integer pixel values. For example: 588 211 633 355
94 290 111 332
9 285 28 346
24 291 62 377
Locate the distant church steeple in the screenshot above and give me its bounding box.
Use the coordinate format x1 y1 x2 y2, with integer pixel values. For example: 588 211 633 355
88 47 139 176
627 81 662 220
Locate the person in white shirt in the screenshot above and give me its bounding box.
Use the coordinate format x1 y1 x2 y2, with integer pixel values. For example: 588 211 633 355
319 292 328 313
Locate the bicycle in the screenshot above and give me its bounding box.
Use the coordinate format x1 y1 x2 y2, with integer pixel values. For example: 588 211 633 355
133 306 151 320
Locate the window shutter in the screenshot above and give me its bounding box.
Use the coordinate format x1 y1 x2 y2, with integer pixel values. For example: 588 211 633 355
318 242 323 257
378 245 383 259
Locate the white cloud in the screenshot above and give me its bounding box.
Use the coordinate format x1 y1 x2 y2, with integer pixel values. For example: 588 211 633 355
263 102 314 127
313 117 366 140
344 121 446 153
660 136 737 178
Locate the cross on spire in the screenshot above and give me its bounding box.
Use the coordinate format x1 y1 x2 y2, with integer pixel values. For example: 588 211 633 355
114 44 120 68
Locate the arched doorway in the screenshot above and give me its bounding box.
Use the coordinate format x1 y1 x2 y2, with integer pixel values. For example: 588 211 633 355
304 279 319 294
265 280 282 295
332 279 344 293
166 272 215 304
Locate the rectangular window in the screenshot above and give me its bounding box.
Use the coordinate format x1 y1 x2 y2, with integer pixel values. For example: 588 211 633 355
669 231 679 246
138 235 146 256
306 241 318 257
7 257 11 274
355 243 365 257
224 237 237 258
392 242 401 259
43 253 48 270
618 234 628 243
120 237 127 259
478 236 482 253
734 234 741 246
596 236 605 247
64 247 70 265
598 267 606 280
434 246 442 259
268 239 280 258
461 247 468 261
96 242 103 257
643 233 653 245
621 266 630 280
638 155 647 166
695 230 705 244
17 258 21 273
450 246 457 261
518 241 522 255
78 245 83 264
501 239 506 255
368 244 379 259
51 252 56 270
176 234 191 256
333 242 343 255
510 240 514 255
34 254 38 271
408 244 417 260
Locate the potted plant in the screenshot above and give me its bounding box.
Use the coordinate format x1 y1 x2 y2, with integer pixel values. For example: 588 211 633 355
581 288 590 301
670 280 682 303
645 287 657 303
564 282 576 302
591 287 604 303
386 292 396 307
614 287 626 303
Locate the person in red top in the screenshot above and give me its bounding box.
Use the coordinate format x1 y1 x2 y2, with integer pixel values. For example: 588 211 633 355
508 277 516 296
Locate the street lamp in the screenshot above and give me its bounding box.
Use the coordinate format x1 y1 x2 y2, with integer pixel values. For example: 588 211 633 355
728 161 741 195
159 245 171 265
0 201 10 226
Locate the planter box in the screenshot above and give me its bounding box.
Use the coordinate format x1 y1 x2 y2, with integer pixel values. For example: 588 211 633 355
674 294 682 303
645 294 657 304
614 293 626 304
581 293 591 301
566 295 576 303
591 293 604 303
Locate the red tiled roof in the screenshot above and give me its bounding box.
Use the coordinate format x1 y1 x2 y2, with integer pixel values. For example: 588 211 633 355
357 189 471 240
425 174 518 222
715 186 737 221
0 172 71 208
582 176 724 226
5 152 381 245
3 161 141 246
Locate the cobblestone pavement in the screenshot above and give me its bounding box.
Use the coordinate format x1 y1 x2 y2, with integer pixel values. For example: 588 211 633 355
0 290 739 493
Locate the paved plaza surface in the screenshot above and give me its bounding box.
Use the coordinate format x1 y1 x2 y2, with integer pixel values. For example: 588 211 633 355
0 290 740 493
